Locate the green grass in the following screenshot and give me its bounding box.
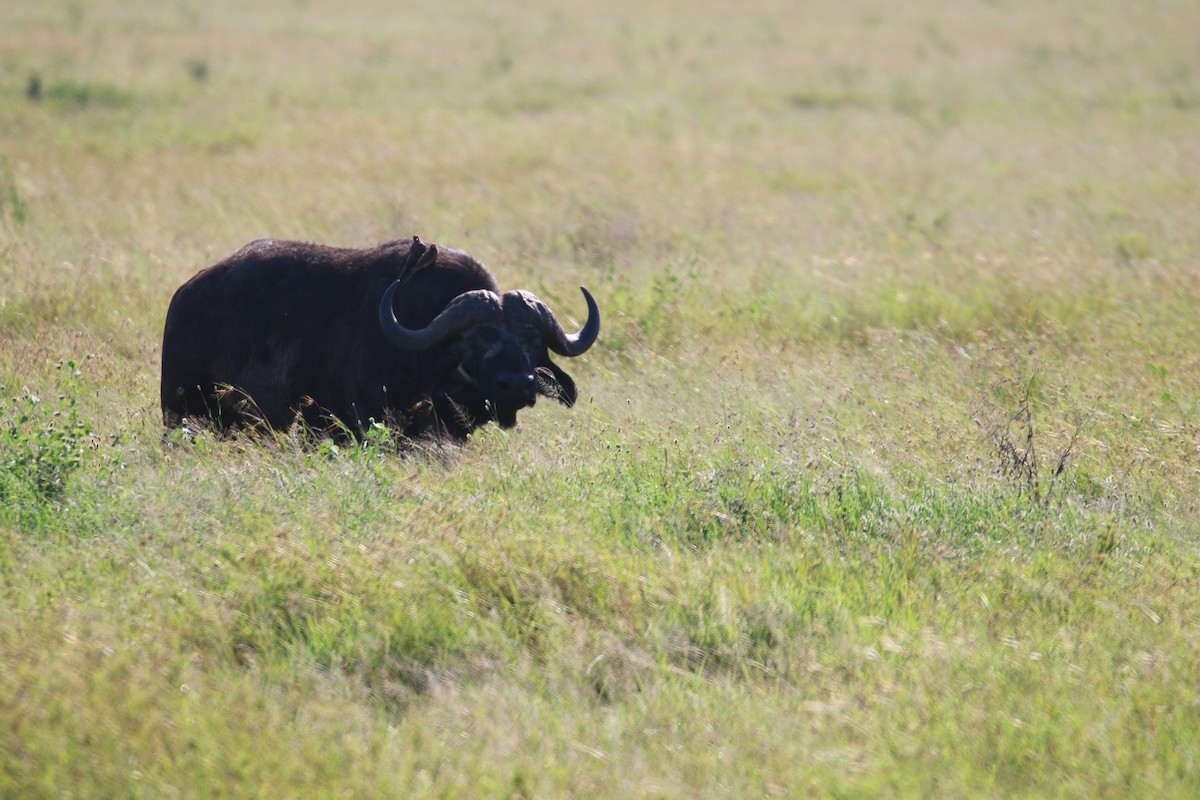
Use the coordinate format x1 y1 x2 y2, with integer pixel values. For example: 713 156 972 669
3 0 1200 796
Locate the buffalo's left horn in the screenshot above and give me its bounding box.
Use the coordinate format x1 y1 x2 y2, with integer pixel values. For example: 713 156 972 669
503 287 600 357
379 285 504 351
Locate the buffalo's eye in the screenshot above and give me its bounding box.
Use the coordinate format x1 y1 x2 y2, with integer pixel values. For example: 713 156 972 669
481 341 506 361
457 327 507 364
517 326 542 351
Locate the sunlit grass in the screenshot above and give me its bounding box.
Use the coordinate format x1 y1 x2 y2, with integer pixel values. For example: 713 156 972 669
2 0 1200 796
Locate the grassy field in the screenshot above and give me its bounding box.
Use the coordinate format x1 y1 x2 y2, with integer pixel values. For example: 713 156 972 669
2 0 1200 796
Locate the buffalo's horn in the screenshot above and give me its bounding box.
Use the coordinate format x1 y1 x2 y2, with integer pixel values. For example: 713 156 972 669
379 285 504 351
502 286 600 357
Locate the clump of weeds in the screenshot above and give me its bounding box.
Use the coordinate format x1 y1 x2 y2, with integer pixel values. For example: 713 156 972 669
973 360 1088 508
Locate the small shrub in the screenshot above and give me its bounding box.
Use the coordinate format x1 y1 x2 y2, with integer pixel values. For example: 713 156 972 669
0 360 93 509
1113 232 1151 264
974 368 1085 507
186 58 210 83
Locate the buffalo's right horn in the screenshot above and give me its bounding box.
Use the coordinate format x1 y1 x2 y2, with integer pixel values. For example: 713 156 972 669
379 285 504 351
502 287 600 357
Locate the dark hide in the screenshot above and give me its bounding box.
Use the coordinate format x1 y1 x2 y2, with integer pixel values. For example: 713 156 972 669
160 237 596 440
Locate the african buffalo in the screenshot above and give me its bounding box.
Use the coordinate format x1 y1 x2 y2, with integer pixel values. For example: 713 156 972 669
160 236 599 440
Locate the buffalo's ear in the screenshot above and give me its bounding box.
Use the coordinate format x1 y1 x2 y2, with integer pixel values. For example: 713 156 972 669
536 362 577 406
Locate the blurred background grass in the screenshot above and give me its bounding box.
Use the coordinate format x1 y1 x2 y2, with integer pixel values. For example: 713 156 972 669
2 0 1199 796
